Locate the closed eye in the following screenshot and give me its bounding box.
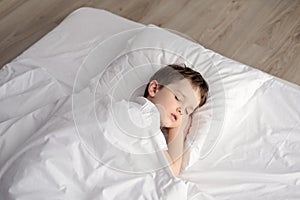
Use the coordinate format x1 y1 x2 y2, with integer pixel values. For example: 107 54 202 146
185 109 189 115
185 107 193 115
175 94 183 102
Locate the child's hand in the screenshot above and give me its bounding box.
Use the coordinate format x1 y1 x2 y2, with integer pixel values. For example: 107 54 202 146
164 114 191 177
168 115 191 139
183 115 192 139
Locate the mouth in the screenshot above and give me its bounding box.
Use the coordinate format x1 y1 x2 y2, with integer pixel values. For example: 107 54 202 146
171 113 178 121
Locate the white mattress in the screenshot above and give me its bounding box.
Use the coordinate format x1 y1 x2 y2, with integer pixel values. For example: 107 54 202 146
0 7 300 200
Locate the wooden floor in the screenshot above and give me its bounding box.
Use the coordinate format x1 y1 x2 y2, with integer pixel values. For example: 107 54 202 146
1 0 300 85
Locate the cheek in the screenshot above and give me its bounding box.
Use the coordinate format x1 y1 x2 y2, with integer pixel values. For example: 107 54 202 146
155 94 169 107
155 104 166 117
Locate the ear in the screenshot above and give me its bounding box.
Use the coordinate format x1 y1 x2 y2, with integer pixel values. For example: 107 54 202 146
148 80 159 98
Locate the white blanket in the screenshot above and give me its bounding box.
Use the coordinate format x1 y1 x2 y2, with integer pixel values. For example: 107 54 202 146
0 87 187 199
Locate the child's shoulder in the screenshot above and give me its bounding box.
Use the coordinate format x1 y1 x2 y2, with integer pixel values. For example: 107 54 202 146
113 96 160 129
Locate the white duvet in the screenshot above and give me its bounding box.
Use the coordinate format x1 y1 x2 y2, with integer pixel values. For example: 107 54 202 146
1 7 300 200
0 90 186 199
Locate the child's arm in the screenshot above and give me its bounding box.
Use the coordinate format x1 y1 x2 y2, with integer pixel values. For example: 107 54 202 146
164 116 191 177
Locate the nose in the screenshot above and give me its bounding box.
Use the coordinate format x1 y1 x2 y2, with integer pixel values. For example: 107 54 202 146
176 107 183 115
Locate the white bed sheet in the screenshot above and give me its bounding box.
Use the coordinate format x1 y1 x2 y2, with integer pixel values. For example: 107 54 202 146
0 7 300 200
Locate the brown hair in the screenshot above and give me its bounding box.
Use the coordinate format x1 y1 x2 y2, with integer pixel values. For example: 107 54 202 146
144 64 209 107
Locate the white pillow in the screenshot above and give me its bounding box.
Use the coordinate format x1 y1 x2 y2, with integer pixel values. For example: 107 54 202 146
122 25 226 169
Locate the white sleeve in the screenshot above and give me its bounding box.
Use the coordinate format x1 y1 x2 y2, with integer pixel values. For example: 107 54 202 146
103 97 168 154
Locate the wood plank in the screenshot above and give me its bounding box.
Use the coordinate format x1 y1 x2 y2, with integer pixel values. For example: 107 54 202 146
0 0 299 85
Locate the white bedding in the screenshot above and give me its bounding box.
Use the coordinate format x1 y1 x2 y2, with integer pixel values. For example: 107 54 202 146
0 7 300 200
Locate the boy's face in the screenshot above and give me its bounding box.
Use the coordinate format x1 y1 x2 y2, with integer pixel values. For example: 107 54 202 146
147 79 201 128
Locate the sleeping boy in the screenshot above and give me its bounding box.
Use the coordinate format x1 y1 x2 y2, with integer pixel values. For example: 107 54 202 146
143 64 209 176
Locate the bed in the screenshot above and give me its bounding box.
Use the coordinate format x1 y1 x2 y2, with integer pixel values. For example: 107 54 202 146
0 7 299 200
